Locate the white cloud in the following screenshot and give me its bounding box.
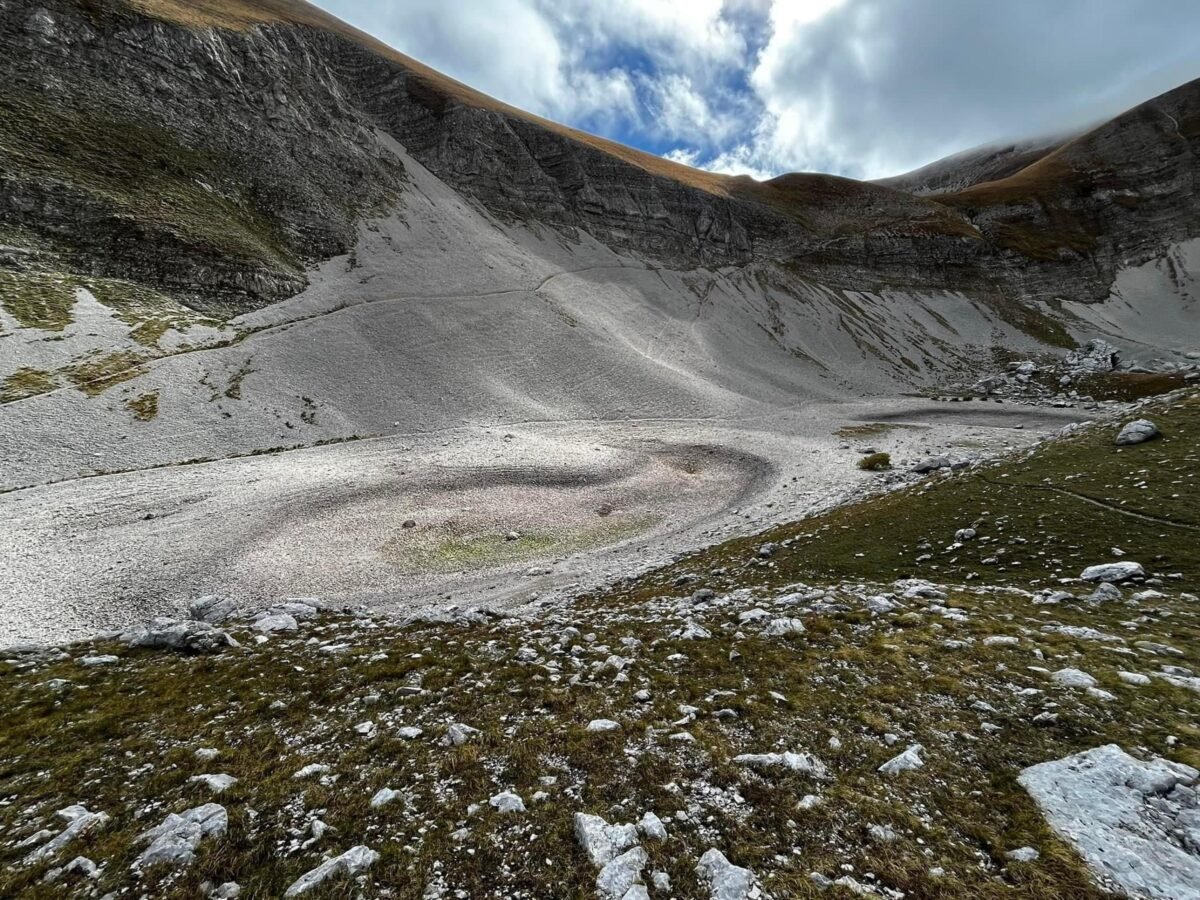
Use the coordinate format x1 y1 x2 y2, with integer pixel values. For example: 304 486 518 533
317 0 1200 182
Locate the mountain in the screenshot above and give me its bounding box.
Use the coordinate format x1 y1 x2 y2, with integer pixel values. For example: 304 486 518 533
873 134 1071 196
1 0 1198 493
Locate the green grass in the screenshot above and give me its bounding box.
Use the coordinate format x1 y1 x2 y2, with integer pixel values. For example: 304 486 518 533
856 452 892 471
64 351 146 397
0 271 77 331
1 390 1196 899
384 515 660 574
1 367 57 402
125 391 159 421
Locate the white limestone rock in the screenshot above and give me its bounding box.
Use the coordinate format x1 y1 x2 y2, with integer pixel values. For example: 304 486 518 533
574 812 640 867
284 845 379 897
695 848 759 900
22 805 110 865
878 744 925 775
1115 420 1160 446
134 803 227 870
732 751 827 778
189 774 237 794
489 791 526 814
443 723 480 746
1051 668 1098 689
596 846 648 900
638 811 668 842
1018 744 1200 899
1080 562 1145 583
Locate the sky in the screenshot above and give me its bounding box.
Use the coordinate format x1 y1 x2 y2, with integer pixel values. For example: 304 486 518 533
314 0 1200 181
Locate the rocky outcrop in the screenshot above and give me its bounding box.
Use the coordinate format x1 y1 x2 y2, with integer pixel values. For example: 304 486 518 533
4 0 1197 319
1019 745 1200 899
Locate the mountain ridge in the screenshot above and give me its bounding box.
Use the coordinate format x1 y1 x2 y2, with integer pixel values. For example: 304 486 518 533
4 0 1196 319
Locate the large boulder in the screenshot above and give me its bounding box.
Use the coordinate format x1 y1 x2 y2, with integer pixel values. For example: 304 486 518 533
1018 745 1200 899
121 618 237 654
1115 420 1160 446
1080 562 1145 583
189 595 238 624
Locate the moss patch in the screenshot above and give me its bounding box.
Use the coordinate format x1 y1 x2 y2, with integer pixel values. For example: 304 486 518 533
384 515 660 574
0 367 57 402
0 271 77 331
125 391 159 421
65 351 146 397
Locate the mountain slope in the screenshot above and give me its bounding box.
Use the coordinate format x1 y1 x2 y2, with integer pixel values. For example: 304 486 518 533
7 0 1195 319
1 0 1199 493
874 134 1071 196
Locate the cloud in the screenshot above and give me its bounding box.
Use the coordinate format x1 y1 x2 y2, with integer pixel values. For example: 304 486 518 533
316 0 1200 181
738 0 1200 178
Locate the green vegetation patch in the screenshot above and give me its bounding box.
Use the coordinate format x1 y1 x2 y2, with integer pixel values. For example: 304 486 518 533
384 515 660 574
65 351 146 397
125 391 159 421
0 270 77 331
856 452 892 471
1 367 57 402
834 422 926 440
984 291 1076 349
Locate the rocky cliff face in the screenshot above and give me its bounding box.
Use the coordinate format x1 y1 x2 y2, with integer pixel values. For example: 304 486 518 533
5 0 1197 320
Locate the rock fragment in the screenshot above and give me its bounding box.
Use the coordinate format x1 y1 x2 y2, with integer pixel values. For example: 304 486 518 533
134 803 227 870
284 845 379 897
878 744 924 775
1081 561 1145 583
695 848 759 900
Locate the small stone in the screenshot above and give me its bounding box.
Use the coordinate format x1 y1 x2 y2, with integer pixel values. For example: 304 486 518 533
1051 668 1098 689
878 744 924 775
293 763 331 779
253 613 298 633
638 811 668 842
489 791 526 814
586 719 621 733
443 723 480 746
695 848 757 900
78 655 119 667
189 774 237 794
596 846 647 899
370 788 400 809
733 751 827 778
1005 846 1040 863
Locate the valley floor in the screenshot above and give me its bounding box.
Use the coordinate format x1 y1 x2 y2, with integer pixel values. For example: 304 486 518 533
0 398 1088 645
1 390 1197 899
